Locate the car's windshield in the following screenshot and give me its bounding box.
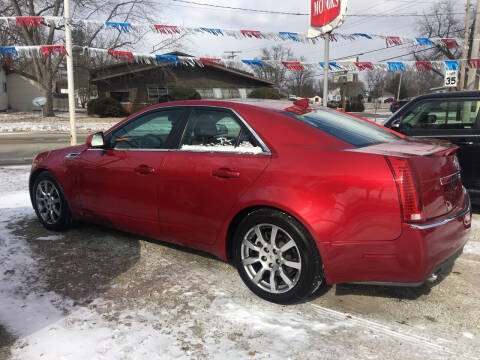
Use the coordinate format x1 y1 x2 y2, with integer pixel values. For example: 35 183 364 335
283 109 400 148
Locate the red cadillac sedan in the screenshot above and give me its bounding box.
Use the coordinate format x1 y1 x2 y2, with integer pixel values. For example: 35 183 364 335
30 99 472 304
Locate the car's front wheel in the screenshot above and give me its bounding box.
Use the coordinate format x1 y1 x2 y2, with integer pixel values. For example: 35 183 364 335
32 172 72 231
234 209 324 304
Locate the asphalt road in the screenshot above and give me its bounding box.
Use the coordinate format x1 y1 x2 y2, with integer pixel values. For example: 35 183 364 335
0 133 88 165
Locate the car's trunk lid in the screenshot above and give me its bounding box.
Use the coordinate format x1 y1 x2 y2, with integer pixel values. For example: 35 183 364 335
350 138 464 220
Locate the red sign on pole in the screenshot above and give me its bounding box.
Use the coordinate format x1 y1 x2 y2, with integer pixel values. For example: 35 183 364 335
308 0 347 37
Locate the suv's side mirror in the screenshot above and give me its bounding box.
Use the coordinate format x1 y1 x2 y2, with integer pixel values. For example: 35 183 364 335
86 132 105 148
391 120 401 128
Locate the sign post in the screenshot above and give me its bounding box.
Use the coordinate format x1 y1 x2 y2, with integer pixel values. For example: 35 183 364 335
308 0 348 107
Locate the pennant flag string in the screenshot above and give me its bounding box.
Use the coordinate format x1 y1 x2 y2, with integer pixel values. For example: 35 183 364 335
0 16 473 48
1 44 478 76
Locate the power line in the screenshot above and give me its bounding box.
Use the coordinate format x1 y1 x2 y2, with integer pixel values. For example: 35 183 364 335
169 0 464 17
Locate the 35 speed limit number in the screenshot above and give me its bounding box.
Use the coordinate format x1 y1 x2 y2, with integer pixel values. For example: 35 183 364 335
444 70 458 87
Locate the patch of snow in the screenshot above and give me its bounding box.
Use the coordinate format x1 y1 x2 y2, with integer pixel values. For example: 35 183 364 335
0 122 115 133
181 142 263 154
464 241 480 256
462 332 474 339
471 216 480 229
36 235 64 241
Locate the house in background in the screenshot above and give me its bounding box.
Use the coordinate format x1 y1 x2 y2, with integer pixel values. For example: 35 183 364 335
90 52 276 113
0 67 7 111
0 66 73 112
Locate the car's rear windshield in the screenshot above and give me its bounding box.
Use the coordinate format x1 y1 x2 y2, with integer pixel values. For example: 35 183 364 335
283 109 400 148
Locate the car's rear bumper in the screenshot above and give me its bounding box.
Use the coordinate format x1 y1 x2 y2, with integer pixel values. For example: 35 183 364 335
320 195 472 285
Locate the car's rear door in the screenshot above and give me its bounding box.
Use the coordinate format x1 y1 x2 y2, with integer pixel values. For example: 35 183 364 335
157 107 271 246
76 108 187 237
397 97 480 194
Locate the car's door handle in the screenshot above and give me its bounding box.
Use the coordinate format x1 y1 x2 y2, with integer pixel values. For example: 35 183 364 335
134 165 156 175
212 168 240 179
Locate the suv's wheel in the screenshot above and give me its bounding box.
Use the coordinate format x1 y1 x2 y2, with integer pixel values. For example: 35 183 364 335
32 172 72 231
234 209 324 304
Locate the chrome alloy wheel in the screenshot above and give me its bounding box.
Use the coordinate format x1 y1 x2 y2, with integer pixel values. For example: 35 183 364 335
35 180 62 225
241 224 302 294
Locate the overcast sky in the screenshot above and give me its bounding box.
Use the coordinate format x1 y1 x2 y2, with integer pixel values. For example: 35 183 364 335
138 0 467 84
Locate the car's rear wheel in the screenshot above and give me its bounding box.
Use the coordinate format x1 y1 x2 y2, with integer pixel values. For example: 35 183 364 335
234 209 324 304
33 172 72 231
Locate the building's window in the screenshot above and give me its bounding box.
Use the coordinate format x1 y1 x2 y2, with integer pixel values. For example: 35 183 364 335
110 91 130 103
221 88 240 99
3 82 6 93
147 87 169 103
195 88 214 99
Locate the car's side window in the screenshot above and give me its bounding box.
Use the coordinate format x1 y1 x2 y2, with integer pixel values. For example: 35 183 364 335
179 109 264 154
400 99 480 130
107 109 184 150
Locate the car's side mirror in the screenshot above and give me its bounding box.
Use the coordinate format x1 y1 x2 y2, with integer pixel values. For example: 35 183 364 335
86 132 105 148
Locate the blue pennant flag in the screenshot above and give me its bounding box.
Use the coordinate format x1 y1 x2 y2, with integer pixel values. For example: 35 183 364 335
387 62 406 72
279 32 300 42
416 37 433 46
155 55 179 65
242 59 264 67
352 33 373 40
445 60 458 70
199 28 223 36
319 62 343 70
0 46 18 57
105 21 133 33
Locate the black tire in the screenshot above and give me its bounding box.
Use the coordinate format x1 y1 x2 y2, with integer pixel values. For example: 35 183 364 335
233 209 324 305
32 171 72 231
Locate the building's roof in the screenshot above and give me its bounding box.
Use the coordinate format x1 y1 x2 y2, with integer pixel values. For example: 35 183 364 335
90 52 275 86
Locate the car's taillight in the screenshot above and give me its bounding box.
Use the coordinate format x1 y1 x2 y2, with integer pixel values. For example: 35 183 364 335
386 156 424 223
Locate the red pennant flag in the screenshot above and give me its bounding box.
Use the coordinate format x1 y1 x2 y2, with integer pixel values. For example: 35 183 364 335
282 61 305 71
108 49 134 63
441 38 459 48
468 59 480 68
355 62 374 71
16 17 44 28
386 36 403 47
199 58 223 66
416 61 432 72
240 30 264 39
41 45 68 57
154 25 180 34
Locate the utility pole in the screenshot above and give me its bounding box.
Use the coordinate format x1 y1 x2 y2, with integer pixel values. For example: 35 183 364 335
64 0 76 145
397 73 403 100
323 33 330 107
459 0 471 91
224 51 242 60
467 0 480 90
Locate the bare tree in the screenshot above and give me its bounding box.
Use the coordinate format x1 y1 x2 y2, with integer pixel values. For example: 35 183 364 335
414 0 464 77
252 45 294 88
1 0 173 116
286 58 316 98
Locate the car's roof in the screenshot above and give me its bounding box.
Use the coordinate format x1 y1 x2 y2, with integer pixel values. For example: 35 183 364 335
410 91 480 101
150 99 327 113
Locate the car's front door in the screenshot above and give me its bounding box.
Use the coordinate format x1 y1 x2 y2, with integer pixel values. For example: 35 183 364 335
397 98 480 193
157 107 271 246
76 108 186 237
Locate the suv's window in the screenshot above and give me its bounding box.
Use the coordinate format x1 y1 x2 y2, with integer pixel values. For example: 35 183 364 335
180 109 264 154
400 99 480 130
284 109 399 148
107 109 184 149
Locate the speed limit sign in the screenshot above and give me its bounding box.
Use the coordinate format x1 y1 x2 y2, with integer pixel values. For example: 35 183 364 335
444 70 458 87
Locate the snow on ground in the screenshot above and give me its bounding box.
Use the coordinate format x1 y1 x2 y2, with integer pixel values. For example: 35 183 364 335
1 166 479 359
0 112 118 133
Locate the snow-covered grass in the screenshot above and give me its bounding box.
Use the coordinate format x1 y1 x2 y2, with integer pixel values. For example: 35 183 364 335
0 111 118 133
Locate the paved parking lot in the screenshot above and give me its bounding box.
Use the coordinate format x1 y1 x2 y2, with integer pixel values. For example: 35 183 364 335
1 165 479 359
